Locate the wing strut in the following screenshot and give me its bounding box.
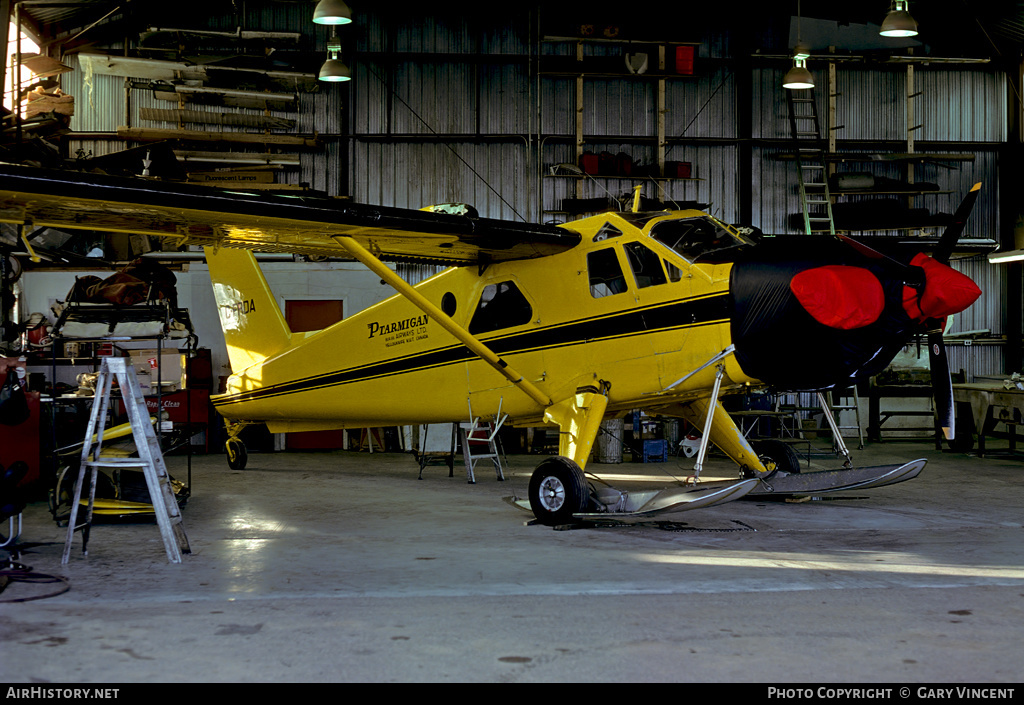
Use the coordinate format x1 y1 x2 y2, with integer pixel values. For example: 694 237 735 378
333 235 553 408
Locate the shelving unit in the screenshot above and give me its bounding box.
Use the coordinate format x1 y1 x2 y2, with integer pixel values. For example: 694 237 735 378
538 36 703 219
818 55 979 235
41 298 206 493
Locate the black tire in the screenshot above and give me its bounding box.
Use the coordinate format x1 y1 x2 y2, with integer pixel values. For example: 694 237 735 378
751 439 801 475
528 456 590 526
226 439 248 470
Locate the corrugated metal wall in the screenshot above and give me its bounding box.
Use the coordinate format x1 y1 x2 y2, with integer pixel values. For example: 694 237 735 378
53 7 1012 375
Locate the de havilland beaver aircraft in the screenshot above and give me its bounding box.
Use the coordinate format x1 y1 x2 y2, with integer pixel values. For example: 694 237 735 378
0 163 982 525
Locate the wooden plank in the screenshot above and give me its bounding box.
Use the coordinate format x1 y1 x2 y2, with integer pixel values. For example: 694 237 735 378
149 84 295 111
173 150 300 166
140 107 295 130
141 26 302 45
117 126 320 149
80 52 316 91
21 53 72 78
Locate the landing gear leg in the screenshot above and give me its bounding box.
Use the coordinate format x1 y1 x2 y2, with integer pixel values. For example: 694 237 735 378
817 392 853 468
692 364 726 481
224 420 249 470
526 383 610 525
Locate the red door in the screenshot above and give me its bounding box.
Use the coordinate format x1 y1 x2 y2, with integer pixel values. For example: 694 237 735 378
284 299 346 450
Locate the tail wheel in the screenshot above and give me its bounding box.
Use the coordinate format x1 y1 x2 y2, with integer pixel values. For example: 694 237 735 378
226 439 248 470
528 456 590 526
751 439 801 475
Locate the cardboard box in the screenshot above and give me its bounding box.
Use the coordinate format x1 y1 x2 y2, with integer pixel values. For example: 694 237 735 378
129 350 185 391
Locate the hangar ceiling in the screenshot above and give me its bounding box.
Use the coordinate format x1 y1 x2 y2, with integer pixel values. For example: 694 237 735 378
10 2 1024 62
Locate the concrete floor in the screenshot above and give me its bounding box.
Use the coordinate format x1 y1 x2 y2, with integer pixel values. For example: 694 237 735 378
2 437 1023 683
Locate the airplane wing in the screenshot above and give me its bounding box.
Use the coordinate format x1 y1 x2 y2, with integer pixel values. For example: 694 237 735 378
0 162 581 265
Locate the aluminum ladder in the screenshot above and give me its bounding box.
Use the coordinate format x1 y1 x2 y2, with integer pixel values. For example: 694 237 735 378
459 421 505 484
62 356 191 564
786 87 835 235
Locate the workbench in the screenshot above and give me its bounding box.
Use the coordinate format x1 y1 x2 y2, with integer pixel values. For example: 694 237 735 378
867 381 941 448
952 382 1024 457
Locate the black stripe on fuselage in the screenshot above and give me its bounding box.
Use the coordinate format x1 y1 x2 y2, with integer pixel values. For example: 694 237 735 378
213 292 731 407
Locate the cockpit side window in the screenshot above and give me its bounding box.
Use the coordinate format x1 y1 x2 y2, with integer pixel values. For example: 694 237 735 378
587 248 628 298
469 281 533 334
623 242 668 289
650 216 752 263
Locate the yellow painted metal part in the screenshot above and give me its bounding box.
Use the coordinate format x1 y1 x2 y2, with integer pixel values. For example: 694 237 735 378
672 398 767 475
204 246 292 374
333 234 552 408
542 388 609 471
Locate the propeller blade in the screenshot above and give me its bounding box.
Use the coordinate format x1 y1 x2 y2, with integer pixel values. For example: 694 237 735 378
932 182 982 265
928 330 955 441
836 233 925 287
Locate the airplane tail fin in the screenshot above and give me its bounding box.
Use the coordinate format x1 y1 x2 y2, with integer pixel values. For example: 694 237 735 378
204 246 292 373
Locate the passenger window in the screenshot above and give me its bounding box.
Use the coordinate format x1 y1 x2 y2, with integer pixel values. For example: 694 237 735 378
664 259 682 282
469 281 533 334
587 248 628 298
623 242 668 289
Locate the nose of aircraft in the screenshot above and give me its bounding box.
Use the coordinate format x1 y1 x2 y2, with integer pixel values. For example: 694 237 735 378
901 252 982 323
729 239 982 393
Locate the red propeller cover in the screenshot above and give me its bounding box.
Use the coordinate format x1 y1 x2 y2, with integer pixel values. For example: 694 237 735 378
902 253 982 322
790 265 885 330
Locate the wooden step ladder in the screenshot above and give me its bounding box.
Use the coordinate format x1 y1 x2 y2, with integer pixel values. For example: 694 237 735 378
62 357 191 564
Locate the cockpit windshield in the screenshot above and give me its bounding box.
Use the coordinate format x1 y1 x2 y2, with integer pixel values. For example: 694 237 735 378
649 216 754 263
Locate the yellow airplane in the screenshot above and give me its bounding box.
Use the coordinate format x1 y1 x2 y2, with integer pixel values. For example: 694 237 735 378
0 164 982 525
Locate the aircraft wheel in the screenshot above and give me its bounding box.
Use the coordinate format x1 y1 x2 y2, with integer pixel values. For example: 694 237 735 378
528 457 589 526
226 439 248 470
751 439 801 475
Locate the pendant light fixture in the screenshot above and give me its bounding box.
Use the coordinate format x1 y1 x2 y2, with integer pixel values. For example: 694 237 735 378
784 1 813 90
313 0 352 25
314 1 353 83
783 45 814 89
880 1 918 37
319 34 351 82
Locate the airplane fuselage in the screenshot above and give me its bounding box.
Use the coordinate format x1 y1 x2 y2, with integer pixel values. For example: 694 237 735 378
212 209 758 431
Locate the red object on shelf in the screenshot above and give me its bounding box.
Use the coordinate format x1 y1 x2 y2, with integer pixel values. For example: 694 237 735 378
675 46 694 75
664 161 692 178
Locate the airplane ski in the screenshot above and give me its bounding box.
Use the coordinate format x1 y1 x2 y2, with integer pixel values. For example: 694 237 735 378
507 478 759 524
745 458 927 497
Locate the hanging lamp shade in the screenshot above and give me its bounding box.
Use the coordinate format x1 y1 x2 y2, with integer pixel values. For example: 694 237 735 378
880 1 918 37
313 0 353 25
783 64 814 89
319 58 351 82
